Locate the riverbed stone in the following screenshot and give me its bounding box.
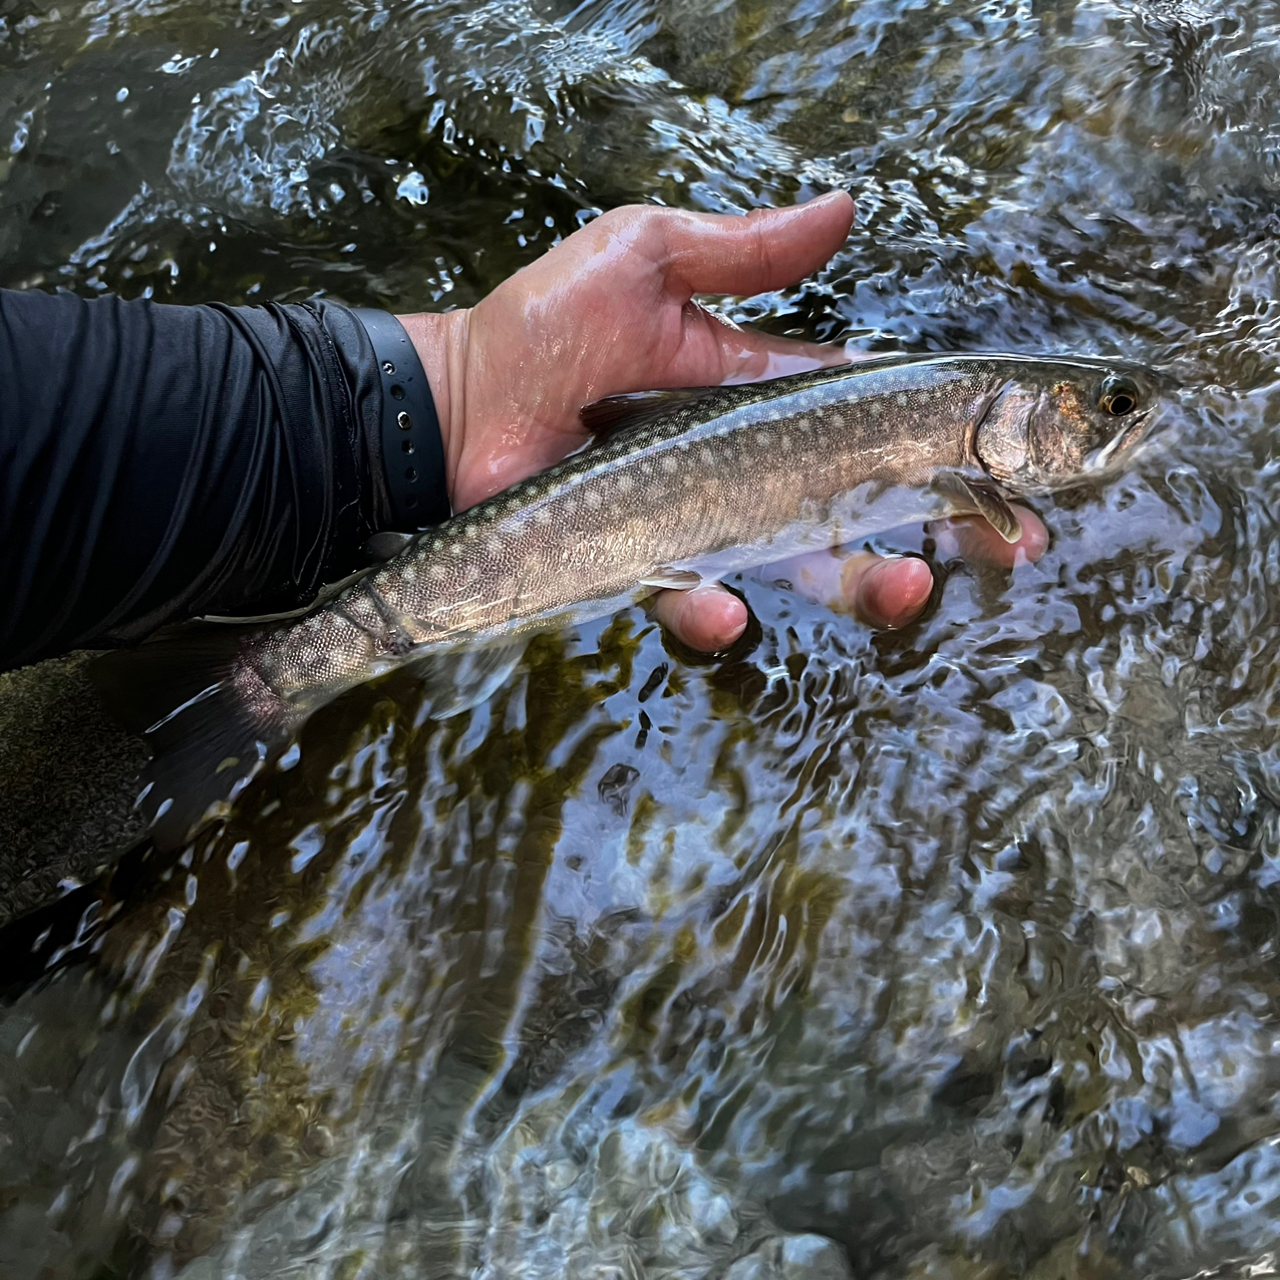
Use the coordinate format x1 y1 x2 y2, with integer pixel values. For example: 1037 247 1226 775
0 653 147 929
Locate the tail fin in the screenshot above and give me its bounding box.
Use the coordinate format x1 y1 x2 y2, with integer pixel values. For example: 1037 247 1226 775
90 623 298 850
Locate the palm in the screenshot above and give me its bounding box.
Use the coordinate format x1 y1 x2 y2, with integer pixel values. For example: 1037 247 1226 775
449 202 845 511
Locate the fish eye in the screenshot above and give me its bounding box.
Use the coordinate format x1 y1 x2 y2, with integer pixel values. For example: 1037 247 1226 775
1098 374 1141 417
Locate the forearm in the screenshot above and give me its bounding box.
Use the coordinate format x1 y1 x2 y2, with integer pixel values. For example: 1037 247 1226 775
0 289 400 671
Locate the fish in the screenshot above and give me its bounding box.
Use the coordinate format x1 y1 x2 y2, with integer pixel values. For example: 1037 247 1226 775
92 352 1161 848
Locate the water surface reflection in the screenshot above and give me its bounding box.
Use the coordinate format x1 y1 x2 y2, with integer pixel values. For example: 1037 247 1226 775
3 0 1280 1276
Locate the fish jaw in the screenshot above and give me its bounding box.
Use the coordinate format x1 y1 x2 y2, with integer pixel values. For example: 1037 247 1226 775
1083 406 1157 475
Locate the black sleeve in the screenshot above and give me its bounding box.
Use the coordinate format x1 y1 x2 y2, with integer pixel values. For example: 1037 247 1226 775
0 289 402 672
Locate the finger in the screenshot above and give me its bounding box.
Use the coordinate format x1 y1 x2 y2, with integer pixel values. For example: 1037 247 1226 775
660 191 855 298
685 306 861 384
754 548 934 629
841 553 934 629
928 504 1049 568
649 584 748 653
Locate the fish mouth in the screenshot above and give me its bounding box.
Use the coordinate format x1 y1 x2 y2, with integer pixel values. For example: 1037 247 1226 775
1084 406 1157 474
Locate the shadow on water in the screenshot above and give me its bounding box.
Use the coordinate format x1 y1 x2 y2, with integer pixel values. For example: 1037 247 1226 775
4 0 1280 1276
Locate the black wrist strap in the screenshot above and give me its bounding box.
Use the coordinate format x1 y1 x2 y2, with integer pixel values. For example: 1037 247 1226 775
352 308 451 530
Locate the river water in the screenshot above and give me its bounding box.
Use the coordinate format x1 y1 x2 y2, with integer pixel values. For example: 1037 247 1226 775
3 0 1280 1276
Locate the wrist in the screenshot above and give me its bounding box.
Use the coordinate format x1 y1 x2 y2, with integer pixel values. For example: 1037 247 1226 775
395 308 471 508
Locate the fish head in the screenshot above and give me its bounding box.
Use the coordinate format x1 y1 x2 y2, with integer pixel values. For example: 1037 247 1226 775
974 362 1161 491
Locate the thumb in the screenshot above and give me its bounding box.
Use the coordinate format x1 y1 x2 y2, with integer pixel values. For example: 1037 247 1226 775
660 191 854 299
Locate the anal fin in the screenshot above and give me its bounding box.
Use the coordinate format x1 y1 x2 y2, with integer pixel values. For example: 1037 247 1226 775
638 566 703 591
407 641 526 720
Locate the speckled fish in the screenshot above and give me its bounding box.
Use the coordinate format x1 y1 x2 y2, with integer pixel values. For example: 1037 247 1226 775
94 353 1160 846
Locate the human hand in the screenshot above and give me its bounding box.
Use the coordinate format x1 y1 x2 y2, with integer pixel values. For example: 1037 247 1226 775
398 193 1046 651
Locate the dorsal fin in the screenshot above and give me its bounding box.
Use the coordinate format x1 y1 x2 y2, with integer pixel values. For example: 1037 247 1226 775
580 386 723 442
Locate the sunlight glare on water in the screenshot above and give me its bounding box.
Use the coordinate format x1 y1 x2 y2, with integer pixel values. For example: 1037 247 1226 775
3 0 1280 1276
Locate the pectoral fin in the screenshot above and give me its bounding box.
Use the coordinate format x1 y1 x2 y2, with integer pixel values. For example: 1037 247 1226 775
935 473 1022 544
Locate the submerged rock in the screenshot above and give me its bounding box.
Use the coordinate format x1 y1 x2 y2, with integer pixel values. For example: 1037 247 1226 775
0 654 146 930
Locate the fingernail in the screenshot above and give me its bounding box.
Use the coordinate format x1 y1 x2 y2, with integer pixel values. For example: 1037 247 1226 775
858 555 932 630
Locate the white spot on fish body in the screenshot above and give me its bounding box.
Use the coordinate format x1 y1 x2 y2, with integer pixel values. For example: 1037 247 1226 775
487 537 503 554
585 489 602 510
450 543 463 557
534 506 553 525
465 524 478 539
698 447 714 464
661 456 678 474
430 564 447 581
895 393 907 406
432 539 442 551
617 475 635 494
403 565 416 584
